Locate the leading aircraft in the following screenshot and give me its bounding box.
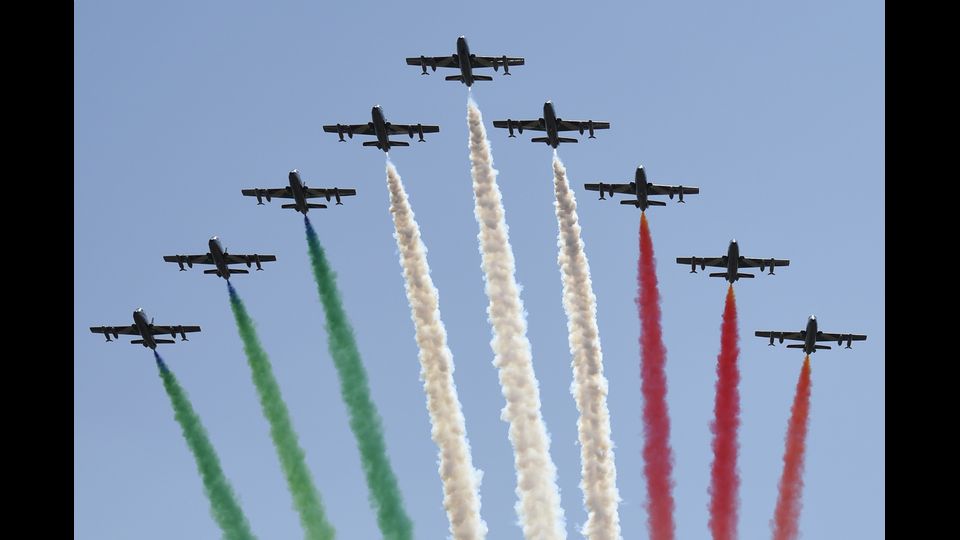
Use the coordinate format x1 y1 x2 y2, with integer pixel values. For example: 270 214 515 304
90 308 200 349
405 36 524 87
492 101 610 148
584 165 699 210
323 106 439 152
755 316 867 354
676 240 789 283
163 236 277 280
242 169 356 215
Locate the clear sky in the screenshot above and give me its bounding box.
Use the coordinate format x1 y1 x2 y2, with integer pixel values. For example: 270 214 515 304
75 1 884 538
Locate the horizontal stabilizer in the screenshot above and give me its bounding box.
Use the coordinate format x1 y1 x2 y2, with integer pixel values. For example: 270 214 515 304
531 137 550 143
281 204 300 209
815 344 832 350
203 269 221 275
153 339 176 345
445 75 463 81
708 272 728 278
557 137 579 143
472 75 493 81
306 203 328 209
131 339 145 345
388 141 410 147
647 200 667 206
229 269 249 275
736 273 755 279
620 200 641 206
786 344 806 349
362 141 382 147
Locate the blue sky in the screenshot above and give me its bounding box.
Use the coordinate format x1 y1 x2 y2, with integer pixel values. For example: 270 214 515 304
75 1 884 538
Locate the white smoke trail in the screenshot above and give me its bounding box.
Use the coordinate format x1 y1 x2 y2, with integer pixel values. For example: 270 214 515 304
466 99 567 540
551 154 622 540
385 160 487 540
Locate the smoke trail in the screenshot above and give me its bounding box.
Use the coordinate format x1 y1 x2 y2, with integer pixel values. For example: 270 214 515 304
636 212 677 540
155 353 257 540
227 284 336 540
708 285 741 540
549 152 621 540
303 217 418 540
771 356 812 540
459 104 567 539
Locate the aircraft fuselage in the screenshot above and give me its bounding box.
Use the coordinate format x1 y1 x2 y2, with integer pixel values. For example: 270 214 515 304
372 106 391 152
803 316 818 355
288 170 308 214
132 309 156 349
725 240 741 283
209 237 231 279
543 101 560 148
457 36 474 86
633 166 649 210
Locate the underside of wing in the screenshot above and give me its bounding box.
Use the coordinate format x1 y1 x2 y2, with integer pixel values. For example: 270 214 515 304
740 257 790 268
304 187 357 198
163 254 214 265
223 254 277 265
241 187 294 199
817 332 867 342
387 123 440 135
492 119 545 131
322 123 374 135
405 55 458 68
676 256 725 268
90 325 140 336
556 120 611 132
649 184 700 195
471 56 525 68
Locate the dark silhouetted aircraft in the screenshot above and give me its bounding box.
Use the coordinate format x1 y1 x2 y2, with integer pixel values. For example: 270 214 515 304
163 237 277 280
677 240 789 283
90 308 200 349
756 316 867 354
406 36 524 86
492 101 609 148
323 106 439 152
242 169 356 214
584 165 699 210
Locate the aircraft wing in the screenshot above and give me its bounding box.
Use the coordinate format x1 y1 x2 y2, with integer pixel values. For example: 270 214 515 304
303 187 357 199
385 123 440 136
405 55 459 68
149 325 202 337
222 254 277 265
755 330 806 342
241 187 294 200
471 56 525 68
492 119 546 132
676 256 726 268
740 257 790 269
583 183 636 194
322 123 376 136
90 325 140 336
556 120 611 132
649 184 700 196
163 254 215 265
816 332 867 343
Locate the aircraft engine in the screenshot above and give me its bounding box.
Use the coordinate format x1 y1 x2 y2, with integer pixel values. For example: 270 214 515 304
254 254 263 271
588 120 595 138
597 181 606 200
419 56 428 75
507 120 516 138
678 187 685 203
690 259 697 273
417 124 425 142
336 124 345 142
502 56 510 75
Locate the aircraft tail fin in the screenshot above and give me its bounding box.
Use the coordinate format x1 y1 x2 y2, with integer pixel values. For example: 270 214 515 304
708 272 729 278
736 273 756 279
786 344 806 349
306 203 328 209
445 75 464 81
472 75 493 81
557 137 579 144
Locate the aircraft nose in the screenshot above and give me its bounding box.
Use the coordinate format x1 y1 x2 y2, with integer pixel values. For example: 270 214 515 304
810 315 816 320
290 169 298 174
210 236 218 241
731 238 737 244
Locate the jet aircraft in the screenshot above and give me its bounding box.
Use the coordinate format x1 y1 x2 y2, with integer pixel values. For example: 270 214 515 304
90 308 200 349
677 240 789 283
756 316 867 354
405 36 524 86
163 237 276 280
492 101 609 148
584 165 699 210
323 106 439 152
242 169 356 214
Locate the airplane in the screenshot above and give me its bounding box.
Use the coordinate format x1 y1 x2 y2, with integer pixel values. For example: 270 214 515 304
322 106 440 152
676 240 789 283
756 316 867 354
90 308 200 349
162 236 277 280
242 169 356 215
583 165 699 210
405 36 525 86
492 101 610 148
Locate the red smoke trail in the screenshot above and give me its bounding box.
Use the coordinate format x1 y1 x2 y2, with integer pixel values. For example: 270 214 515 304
636 212 676 540
772 356 813 540
709 285 741 540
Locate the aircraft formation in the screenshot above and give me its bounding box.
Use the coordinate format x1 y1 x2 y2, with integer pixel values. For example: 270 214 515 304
91 35 865 353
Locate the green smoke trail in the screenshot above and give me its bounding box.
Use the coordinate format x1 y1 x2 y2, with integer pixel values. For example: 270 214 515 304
154 353 257 540
304 217 414 540
227 284 336 540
